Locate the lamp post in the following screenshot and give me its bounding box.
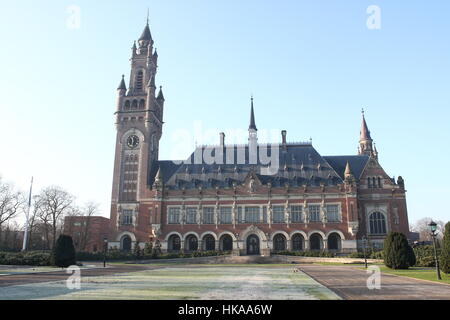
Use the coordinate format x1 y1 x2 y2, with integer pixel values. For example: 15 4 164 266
362 236 368 269
428 221 442 280
103 238 108 268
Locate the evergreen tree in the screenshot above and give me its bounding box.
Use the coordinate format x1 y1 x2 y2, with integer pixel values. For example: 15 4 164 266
52 235 76 267
440 222 450 274
384 232 413 269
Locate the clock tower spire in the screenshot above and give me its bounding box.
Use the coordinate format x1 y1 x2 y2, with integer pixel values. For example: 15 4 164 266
110 18 164 238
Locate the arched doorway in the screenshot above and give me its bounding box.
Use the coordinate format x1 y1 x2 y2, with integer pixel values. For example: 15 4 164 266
220 234 233 251
203 235 216 251
246 234 260 255
121 235 132 251
273 234 287 252
185 235 198 252
310 233 323 251
327 233 341 251
291 234 304 251
168 234 181 252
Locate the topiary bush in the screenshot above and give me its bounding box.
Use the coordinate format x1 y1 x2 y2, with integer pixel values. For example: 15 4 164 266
384 232 414 269
52 235 76 267
441 222 450 274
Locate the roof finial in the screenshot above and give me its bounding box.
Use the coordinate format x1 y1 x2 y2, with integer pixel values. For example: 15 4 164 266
249 95 257 131
362 108 365 116
146 8 150 25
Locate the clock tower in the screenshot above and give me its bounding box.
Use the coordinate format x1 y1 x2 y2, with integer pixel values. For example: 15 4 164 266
110 19 165 241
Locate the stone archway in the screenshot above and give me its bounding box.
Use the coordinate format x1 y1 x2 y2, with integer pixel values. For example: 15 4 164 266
220 234 233 251
168 234 181 252
185 234 198 252
246 234 260 255
203 234 216 251
291 234 305 251
327 233 342 251
121 235 132 251
273 234 287 252
310 233 323 251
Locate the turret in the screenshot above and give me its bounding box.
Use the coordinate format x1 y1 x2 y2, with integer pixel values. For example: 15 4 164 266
359 109 375 157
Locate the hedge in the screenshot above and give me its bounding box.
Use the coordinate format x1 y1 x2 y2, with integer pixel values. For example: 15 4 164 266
0 251 52 266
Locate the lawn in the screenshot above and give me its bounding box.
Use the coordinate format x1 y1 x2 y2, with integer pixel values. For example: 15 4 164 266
377 266 450 285
0 265 341 300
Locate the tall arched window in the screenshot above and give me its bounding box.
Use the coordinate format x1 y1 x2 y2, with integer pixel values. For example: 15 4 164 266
367 177 372 188
369 211 387 235
135 71 144 91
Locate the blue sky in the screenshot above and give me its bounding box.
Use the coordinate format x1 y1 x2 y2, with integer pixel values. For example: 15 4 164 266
0 1 449 224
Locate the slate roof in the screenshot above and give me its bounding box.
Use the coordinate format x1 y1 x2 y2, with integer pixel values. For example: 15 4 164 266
323 155 370 180
139 24 152 41
151 143 369 190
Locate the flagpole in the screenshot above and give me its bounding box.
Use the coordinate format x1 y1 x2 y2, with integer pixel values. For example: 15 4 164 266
22 177 33 251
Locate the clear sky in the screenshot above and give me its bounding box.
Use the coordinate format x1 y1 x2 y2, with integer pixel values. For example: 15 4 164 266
0 1 449 225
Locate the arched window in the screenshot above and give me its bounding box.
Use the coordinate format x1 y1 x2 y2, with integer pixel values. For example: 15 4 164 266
367 177 372 188
327 233 341 251
378 177 382 188
203 235 215 251
186 235 198 252
309 233 323 250
273 234 286 252
369 212 387 235
292 234 304 251
132 100 138 109
139 99 145 109
135 71 144 91
124 100 130 110
372 177 377 188
168 235 181 252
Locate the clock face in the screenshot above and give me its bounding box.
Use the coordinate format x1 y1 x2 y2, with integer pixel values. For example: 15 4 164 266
127 135 139 149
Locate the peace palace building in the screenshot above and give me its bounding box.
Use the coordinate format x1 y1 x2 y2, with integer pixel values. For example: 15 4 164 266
108 21 411 255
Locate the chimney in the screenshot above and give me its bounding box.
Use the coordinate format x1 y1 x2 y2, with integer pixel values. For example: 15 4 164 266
220 132 225 148
281 130 287 147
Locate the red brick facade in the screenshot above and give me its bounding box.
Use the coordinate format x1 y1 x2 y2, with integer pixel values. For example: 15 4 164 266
64 216 110 253
107 23 410 255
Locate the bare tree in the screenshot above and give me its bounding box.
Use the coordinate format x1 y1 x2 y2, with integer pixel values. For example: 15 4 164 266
411 217 445 241
0 177 25 229
79 202 100 251
36 186 74 249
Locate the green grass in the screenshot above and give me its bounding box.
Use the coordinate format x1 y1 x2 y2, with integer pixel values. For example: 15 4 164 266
364 266 450 284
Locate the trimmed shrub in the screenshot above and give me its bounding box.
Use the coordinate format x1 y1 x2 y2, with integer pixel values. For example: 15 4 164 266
276 250 336 258
384 232 414 269
0 251 51 266
52 235 76 267
441 222 450 274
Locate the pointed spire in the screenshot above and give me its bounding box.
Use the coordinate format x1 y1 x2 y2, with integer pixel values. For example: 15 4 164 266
249 96 257 131
117 75 127 91
344 161 353 177
153 48 158 58
360 108 372 141
157 86 165 101
139 21 152 42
